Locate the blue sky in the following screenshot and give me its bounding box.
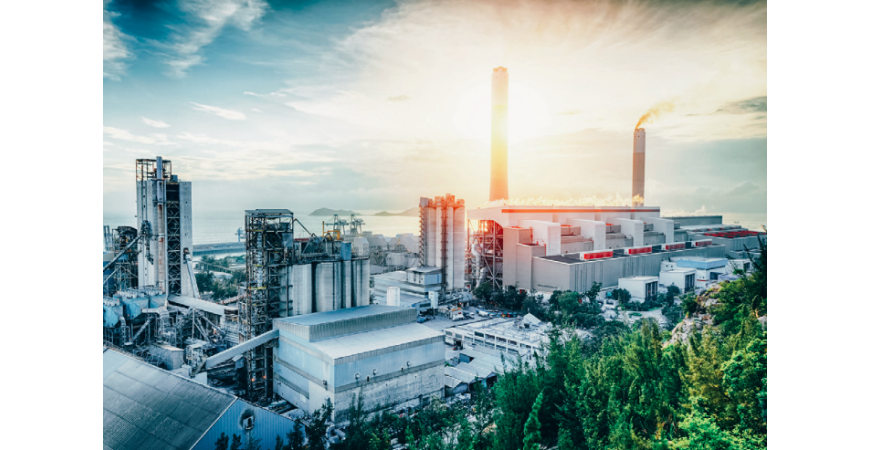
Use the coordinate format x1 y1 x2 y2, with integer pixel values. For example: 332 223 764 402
103 0 767 219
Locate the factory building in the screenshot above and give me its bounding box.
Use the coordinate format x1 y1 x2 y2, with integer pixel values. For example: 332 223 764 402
371 267 442 310
419 194 467 291
241 209 371 401
444 314 551 356
467 204 764 293
618 276 659 302
271 305 444 425
104 348 302 450
661 256 753 289
658 268 697 294
136 157 194 297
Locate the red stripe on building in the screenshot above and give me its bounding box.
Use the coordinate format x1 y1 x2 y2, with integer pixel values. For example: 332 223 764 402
500 208 660 214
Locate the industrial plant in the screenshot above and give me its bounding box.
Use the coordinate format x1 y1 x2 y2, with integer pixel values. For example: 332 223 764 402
102 66 766 449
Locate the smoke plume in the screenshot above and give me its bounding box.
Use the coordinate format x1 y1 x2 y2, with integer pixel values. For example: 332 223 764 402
636 101 675 129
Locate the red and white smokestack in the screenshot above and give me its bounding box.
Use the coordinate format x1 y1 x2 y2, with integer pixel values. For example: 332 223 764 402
632 129 645 207
490 67 509 201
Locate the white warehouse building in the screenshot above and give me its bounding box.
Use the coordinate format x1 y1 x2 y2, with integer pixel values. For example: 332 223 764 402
272 305 445 425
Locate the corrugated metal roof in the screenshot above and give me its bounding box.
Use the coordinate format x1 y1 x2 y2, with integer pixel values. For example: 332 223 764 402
276 304 409 326
103 349 236 450
297 323 444 359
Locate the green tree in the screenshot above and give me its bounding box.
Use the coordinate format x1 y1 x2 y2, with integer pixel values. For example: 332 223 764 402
214 432 229 450
522 390 544 450
247 436 262 450
368 429 391 450
681 293 700 316
723 333 767 437
273 436 284 450
456 420 476 450
307 399 335 450
283 422 305 450
473 282 493 302
611 288 632 305
229 434 243 450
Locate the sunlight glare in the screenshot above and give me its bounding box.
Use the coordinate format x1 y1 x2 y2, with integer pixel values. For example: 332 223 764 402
453 82 551 143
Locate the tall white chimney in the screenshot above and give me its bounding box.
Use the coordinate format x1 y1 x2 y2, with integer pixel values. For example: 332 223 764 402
632 129 645 207
490 67 509 201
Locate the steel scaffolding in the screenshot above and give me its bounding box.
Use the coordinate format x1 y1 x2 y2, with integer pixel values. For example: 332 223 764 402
111 226 140 294
241 209 295 401
468 219 504 290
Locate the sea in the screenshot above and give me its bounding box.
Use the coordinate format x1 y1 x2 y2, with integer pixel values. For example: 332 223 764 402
102 210 766 248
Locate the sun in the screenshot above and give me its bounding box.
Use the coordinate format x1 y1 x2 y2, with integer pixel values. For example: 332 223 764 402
453 82 551 143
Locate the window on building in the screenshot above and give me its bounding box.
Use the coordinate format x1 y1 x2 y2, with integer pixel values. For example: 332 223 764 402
685 275 695 291
475 332 484 338
508 340 516 346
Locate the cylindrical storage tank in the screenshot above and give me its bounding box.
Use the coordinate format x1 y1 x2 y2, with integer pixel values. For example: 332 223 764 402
290 264 313 315
342 260 352 310
315 262 335 313
362 260 370 305
429 291 439 309
387 287 401 306
351 259 363 307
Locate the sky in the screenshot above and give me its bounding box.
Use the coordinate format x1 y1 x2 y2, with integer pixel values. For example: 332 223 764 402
103 0 767 219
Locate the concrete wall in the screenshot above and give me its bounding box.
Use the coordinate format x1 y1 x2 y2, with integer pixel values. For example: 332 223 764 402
659 271 695 294
642 217 674 243
560 237 593 254
453 206 466 290
530 245 726 293
614 218 645 247
618 277 658 300
516 244 545 290
502 228 531 287
666 216 723 226
519 220 561 255
531 258 573 292
569 219 606 250
644 233 666 245
274 333 444 426
333 364 443 425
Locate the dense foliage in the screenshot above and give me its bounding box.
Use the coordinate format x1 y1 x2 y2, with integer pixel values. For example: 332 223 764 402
196 255 246 300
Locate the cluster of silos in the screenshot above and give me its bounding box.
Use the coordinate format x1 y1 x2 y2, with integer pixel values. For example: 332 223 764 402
286 258 370 314
419 194 466 291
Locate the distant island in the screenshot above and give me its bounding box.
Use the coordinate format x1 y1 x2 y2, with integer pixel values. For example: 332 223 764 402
373 207 418 217
309 208 360 216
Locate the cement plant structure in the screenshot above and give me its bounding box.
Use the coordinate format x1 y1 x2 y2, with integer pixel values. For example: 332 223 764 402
419 194 466 292
241 209 371 401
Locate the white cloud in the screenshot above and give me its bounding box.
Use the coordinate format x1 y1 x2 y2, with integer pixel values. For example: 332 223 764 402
103 126 176 146
296 0 767 142
103 2 133 80
190 102 247 120
141 117 170 128
162 0 269 77
251 108 263 113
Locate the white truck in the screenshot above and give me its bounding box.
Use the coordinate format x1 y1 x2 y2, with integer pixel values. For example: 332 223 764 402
449 309 465 321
